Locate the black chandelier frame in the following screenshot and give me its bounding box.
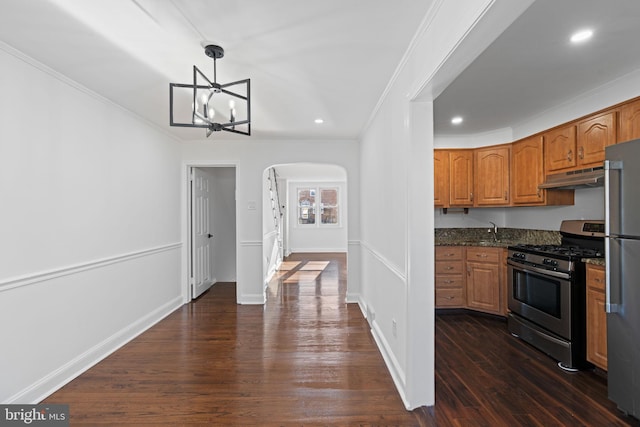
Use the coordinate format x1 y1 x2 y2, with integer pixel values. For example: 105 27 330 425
169 45 251 136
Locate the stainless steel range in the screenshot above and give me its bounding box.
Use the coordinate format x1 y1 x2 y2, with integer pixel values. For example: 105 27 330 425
507 220 605 371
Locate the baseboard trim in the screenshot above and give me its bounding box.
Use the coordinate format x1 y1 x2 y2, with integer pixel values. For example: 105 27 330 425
7 295 184 404
238 293 266 305
370 320 409 410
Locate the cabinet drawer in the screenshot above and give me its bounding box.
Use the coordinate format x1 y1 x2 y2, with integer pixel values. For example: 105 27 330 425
466 247 500 263
587 264 605 291
436 289 465 307
435 246 463 261
435 275 464 289
436 261 464 275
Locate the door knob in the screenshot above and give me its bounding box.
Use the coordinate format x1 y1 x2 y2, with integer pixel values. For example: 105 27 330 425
207 233 213 238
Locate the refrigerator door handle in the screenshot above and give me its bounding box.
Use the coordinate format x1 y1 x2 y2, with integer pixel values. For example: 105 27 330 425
605 236 622 313
605 160 622 237
605 160 623 314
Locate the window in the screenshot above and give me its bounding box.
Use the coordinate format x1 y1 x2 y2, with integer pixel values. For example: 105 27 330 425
320 188 338 224
297 188 316 224
297 186 340 226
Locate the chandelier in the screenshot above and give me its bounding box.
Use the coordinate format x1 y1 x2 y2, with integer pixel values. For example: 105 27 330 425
169 44 251 136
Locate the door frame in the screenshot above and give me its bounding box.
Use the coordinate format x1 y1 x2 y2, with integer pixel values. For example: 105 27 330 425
183 163 238 303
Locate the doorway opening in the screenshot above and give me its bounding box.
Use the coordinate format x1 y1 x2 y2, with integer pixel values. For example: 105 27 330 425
261 163 348 297
189 166 237 300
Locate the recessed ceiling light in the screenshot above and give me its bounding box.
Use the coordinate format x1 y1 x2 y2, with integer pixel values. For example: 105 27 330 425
314 118 324 124
451 116 463 125
570 29 593 43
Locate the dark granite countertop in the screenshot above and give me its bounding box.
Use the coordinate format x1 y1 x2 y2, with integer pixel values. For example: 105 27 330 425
435 227 561 247
584 258 606 266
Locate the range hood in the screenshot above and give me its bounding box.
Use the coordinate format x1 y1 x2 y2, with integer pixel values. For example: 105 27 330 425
538 166 604 190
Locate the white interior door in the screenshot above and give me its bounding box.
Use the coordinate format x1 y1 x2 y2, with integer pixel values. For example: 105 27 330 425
191 168 214 299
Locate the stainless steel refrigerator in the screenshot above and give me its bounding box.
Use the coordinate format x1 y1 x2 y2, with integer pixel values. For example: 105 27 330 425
605 139 640 418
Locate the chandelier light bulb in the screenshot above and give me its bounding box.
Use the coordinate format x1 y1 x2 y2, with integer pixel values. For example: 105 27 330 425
228 99 235 109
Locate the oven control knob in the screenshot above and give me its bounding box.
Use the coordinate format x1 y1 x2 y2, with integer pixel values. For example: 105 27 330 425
543 258 558 267
514 253 525 259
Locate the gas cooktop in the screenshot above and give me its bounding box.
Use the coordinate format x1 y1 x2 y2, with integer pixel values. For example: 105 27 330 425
508 244 603 260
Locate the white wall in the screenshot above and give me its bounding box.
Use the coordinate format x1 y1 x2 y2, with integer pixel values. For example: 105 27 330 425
287 180 348 253
181 140 360 305
209 167 237 282
0 44 182 403
357 0 533 410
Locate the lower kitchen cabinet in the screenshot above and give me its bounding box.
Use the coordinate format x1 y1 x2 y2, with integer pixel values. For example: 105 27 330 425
435 245 505 315
466 247 502 315
435 246 465 308
586 264 608 370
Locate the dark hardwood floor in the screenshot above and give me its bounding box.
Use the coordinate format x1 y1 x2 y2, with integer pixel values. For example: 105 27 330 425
43 253 639 426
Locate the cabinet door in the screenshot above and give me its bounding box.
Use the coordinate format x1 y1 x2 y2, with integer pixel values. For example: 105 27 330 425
511 136 545 205
449 150 474 206
577 111 616 166
618 98 640 143
434 150 449 207
586 265 607 370
544 125 577 172
474 146 510 206
466 261 501 314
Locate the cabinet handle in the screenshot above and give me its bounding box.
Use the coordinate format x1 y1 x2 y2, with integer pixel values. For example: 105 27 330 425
445 253 455 257
467 267 471 276
476 254 488 258
445 296 454 300
537 188 541 198
504 191 508 200
443 280 454 284
445 266 454 271
578 146 584 159
567 149 573 162
470 192 474 202
594 277 603 283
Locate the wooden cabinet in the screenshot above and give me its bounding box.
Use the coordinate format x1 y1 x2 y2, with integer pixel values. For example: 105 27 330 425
577 111 616 166
465 247 502 315
434 149 449 207
511 135 574 206
544 125 577 172
435 246 465 308
449 150 474 206
511 136 545 205
545 112 616 174
618 98 640 143
474 145 510 206
586 264 607 370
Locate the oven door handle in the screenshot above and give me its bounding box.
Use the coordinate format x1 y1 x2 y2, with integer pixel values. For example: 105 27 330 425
507 259 571 280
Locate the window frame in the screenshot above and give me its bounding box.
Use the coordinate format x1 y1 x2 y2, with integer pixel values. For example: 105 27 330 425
294 184 341 228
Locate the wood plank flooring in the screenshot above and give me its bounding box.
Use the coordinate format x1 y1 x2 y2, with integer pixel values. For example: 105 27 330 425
43 253 639 426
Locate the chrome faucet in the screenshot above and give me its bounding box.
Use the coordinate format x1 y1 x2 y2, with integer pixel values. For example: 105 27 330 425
488 221 498 242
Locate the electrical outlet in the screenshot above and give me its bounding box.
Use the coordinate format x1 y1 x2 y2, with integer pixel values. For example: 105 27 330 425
392 319 397 337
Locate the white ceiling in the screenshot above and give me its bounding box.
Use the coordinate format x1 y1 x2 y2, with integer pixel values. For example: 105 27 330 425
434 0 640 136
2 1 639 141
0 0 433 141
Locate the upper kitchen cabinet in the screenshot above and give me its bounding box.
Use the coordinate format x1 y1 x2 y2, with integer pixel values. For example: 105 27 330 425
511 135 574 206
618 97 640 143
449 150 474 206
511 136 545 204
577 111 616 166
544 124 577 172
474 145 510 206
544 111 615 172
434 149 449 207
